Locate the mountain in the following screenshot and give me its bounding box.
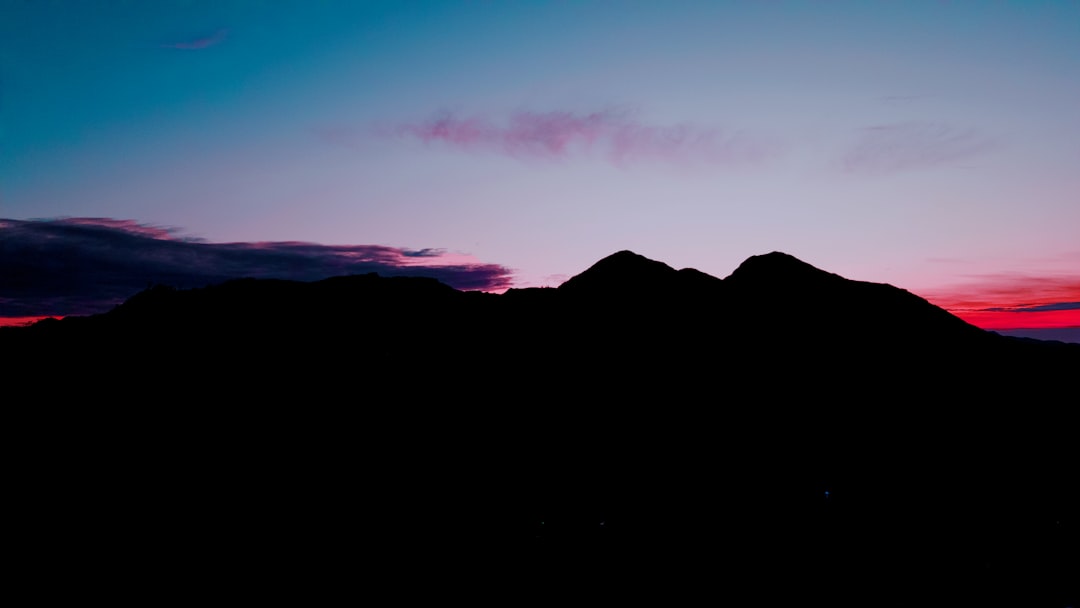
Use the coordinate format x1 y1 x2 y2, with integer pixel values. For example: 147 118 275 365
4 251 1077 605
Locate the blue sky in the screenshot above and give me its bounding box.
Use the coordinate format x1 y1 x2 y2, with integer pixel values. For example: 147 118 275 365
2 1 1079 339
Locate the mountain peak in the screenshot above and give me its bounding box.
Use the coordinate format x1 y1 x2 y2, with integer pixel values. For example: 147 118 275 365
595 249 664 267
557 250 679 294
726 251 842 285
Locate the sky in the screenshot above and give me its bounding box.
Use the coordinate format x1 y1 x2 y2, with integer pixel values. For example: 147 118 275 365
2 0 1079 342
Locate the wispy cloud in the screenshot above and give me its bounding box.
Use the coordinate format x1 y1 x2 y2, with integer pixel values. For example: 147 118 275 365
378 108 777 168
0 218 514 318
161 28 229 50
842 122 995 174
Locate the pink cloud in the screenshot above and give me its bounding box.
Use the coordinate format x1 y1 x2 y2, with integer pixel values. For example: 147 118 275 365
501 111 610 157
383 109 775 167
398 113 499 149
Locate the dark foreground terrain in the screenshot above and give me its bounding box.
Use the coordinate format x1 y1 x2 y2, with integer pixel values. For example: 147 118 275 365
6 251 1077 605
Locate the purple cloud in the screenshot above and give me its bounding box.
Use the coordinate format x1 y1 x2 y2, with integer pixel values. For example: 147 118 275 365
842 122 995 174
161 28 229 50
0 218 514 318
383 109 775 167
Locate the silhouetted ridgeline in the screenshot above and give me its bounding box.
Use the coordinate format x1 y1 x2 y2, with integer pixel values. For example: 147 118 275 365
5 251 1078 605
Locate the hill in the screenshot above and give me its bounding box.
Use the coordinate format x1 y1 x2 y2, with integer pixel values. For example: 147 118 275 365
4 250 1077 605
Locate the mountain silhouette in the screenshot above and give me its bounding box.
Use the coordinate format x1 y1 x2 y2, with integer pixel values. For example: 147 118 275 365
4 251 1077 605
558 249 690 293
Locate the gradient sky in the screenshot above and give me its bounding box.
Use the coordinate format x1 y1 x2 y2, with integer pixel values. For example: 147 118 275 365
2 1 1079 341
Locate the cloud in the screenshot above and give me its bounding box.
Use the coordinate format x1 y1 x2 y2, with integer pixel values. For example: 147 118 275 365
381 108 776 168
842 122 995 174
161 28 229 50
0 218 514 318
400 248 446 258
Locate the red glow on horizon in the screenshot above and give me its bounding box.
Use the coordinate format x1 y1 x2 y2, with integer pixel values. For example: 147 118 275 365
921 273 1080 332
0 316 56 328
949 309 1080 331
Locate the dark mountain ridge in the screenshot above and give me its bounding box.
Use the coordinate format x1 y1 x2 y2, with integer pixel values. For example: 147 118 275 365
5 250 1077 605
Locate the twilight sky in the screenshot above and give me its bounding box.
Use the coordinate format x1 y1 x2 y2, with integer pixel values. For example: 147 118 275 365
2 1 1079 341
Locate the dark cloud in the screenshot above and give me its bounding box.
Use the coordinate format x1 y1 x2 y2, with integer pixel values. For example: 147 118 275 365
401 248 445 258
0 218 514 318
842 122 995 174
